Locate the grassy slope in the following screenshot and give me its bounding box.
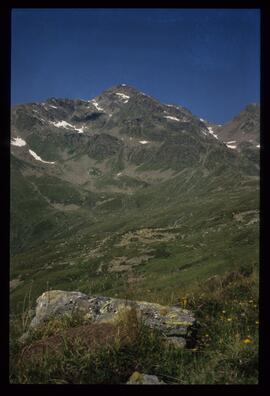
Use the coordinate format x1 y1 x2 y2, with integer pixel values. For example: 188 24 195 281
9 170 259 384
10 268 259 384
10 97 259 384
10 163 259 313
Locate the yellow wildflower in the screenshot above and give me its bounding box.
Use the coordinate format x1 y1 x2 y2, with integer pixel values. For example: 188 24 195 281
227 318 232 322
180 296 188 308
243 338 253 344
255 321 259 325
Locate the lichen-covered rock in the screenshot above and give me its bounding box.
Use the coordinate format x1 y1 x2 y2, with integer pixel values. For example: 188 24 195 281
127 371 165 384
165 336 186 348
29 290 90 328
25 290 195 347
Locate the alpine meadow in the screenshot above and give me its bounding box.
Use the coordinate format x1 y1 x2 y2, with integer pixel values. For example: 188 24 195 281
10 9 260 385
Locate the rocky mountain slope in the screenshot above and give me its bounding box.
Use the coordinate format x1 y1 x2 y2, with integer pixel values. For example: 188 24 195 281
214 104 260 148
10 84 260 315
203 104 260 165
11 84 259 186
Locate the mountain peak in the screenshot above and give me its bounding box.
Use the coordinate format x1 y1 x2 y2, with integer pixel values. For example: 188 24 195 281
243 103 260 113
101 84 141 96
233 103 260 121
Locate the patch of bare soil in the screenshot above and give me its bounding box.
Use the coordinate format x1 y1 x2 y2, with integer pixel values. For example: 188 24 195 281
108 254 154 273
117 228 178 247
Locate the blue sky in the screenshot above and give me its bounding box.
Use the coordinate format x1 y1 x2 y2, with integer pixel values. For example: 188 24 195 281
11 8 260 124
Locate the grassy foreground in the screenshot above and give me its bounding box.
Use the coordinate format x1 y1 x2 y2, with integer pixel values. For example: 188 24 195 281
10 267 259 384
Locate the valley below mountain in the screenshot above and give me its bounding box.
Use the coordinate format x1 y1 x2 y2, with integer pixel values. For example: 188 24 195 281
10 85 260 384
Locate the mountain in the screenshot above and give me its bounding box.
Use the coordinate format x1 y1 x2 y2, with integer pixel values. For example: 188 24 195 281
203 104 260 167
214 104 260 147
10 85 260 314
11 84 258 176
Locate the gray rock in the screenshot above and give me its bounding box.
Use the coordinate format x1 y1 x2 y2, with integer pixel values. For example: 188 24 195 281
127 371 165 384
29 290 90 328
18 331 31 344
24 290 195 347
166 336 186 349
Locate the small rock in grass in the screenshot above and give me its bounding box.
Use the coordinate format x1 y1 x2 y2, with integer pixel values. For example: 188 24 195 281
127 371 165 384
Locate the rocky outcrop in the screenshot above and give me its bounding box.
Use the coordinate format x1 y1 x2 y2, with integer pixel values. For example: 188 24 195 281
127 371 165 384
24 290 195 347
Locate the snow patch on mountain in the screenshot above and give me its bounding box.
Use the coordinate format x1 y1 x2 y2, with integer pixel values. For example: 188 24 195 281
115 93 130 103
166 104 180 110
75 126 85 134
207 126 219 140
164 115 180 122
91 99 104 111
225 140 238 148
139 140 149 144
141 92 151 97
49 105 58 109
39 117 47 124
29 149 55 164
11 137 27 147
50 120 85 133
51 121 73 129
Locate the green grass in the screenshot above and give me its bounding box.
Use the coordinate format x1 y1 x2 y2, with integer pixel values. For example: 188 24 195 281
10 150 259 383
10 192 259 313
10 269 258 384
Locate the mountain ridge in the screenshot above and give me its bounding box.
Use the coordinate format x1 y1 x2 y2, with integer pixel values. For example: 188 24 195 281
11 84 259 179
10 84 259 321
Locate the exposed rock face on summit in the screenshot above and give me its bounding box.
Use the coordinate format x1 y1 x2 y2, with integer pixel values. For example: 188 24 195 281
28 290 195 346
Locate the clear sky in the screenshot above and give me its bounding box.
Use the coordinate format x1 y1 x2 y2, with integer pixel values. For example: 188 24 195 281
11 8 260 124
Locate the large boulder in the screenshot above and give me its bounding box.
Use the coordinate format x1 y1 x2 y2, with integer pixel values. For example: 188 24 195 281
25 290 195 346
